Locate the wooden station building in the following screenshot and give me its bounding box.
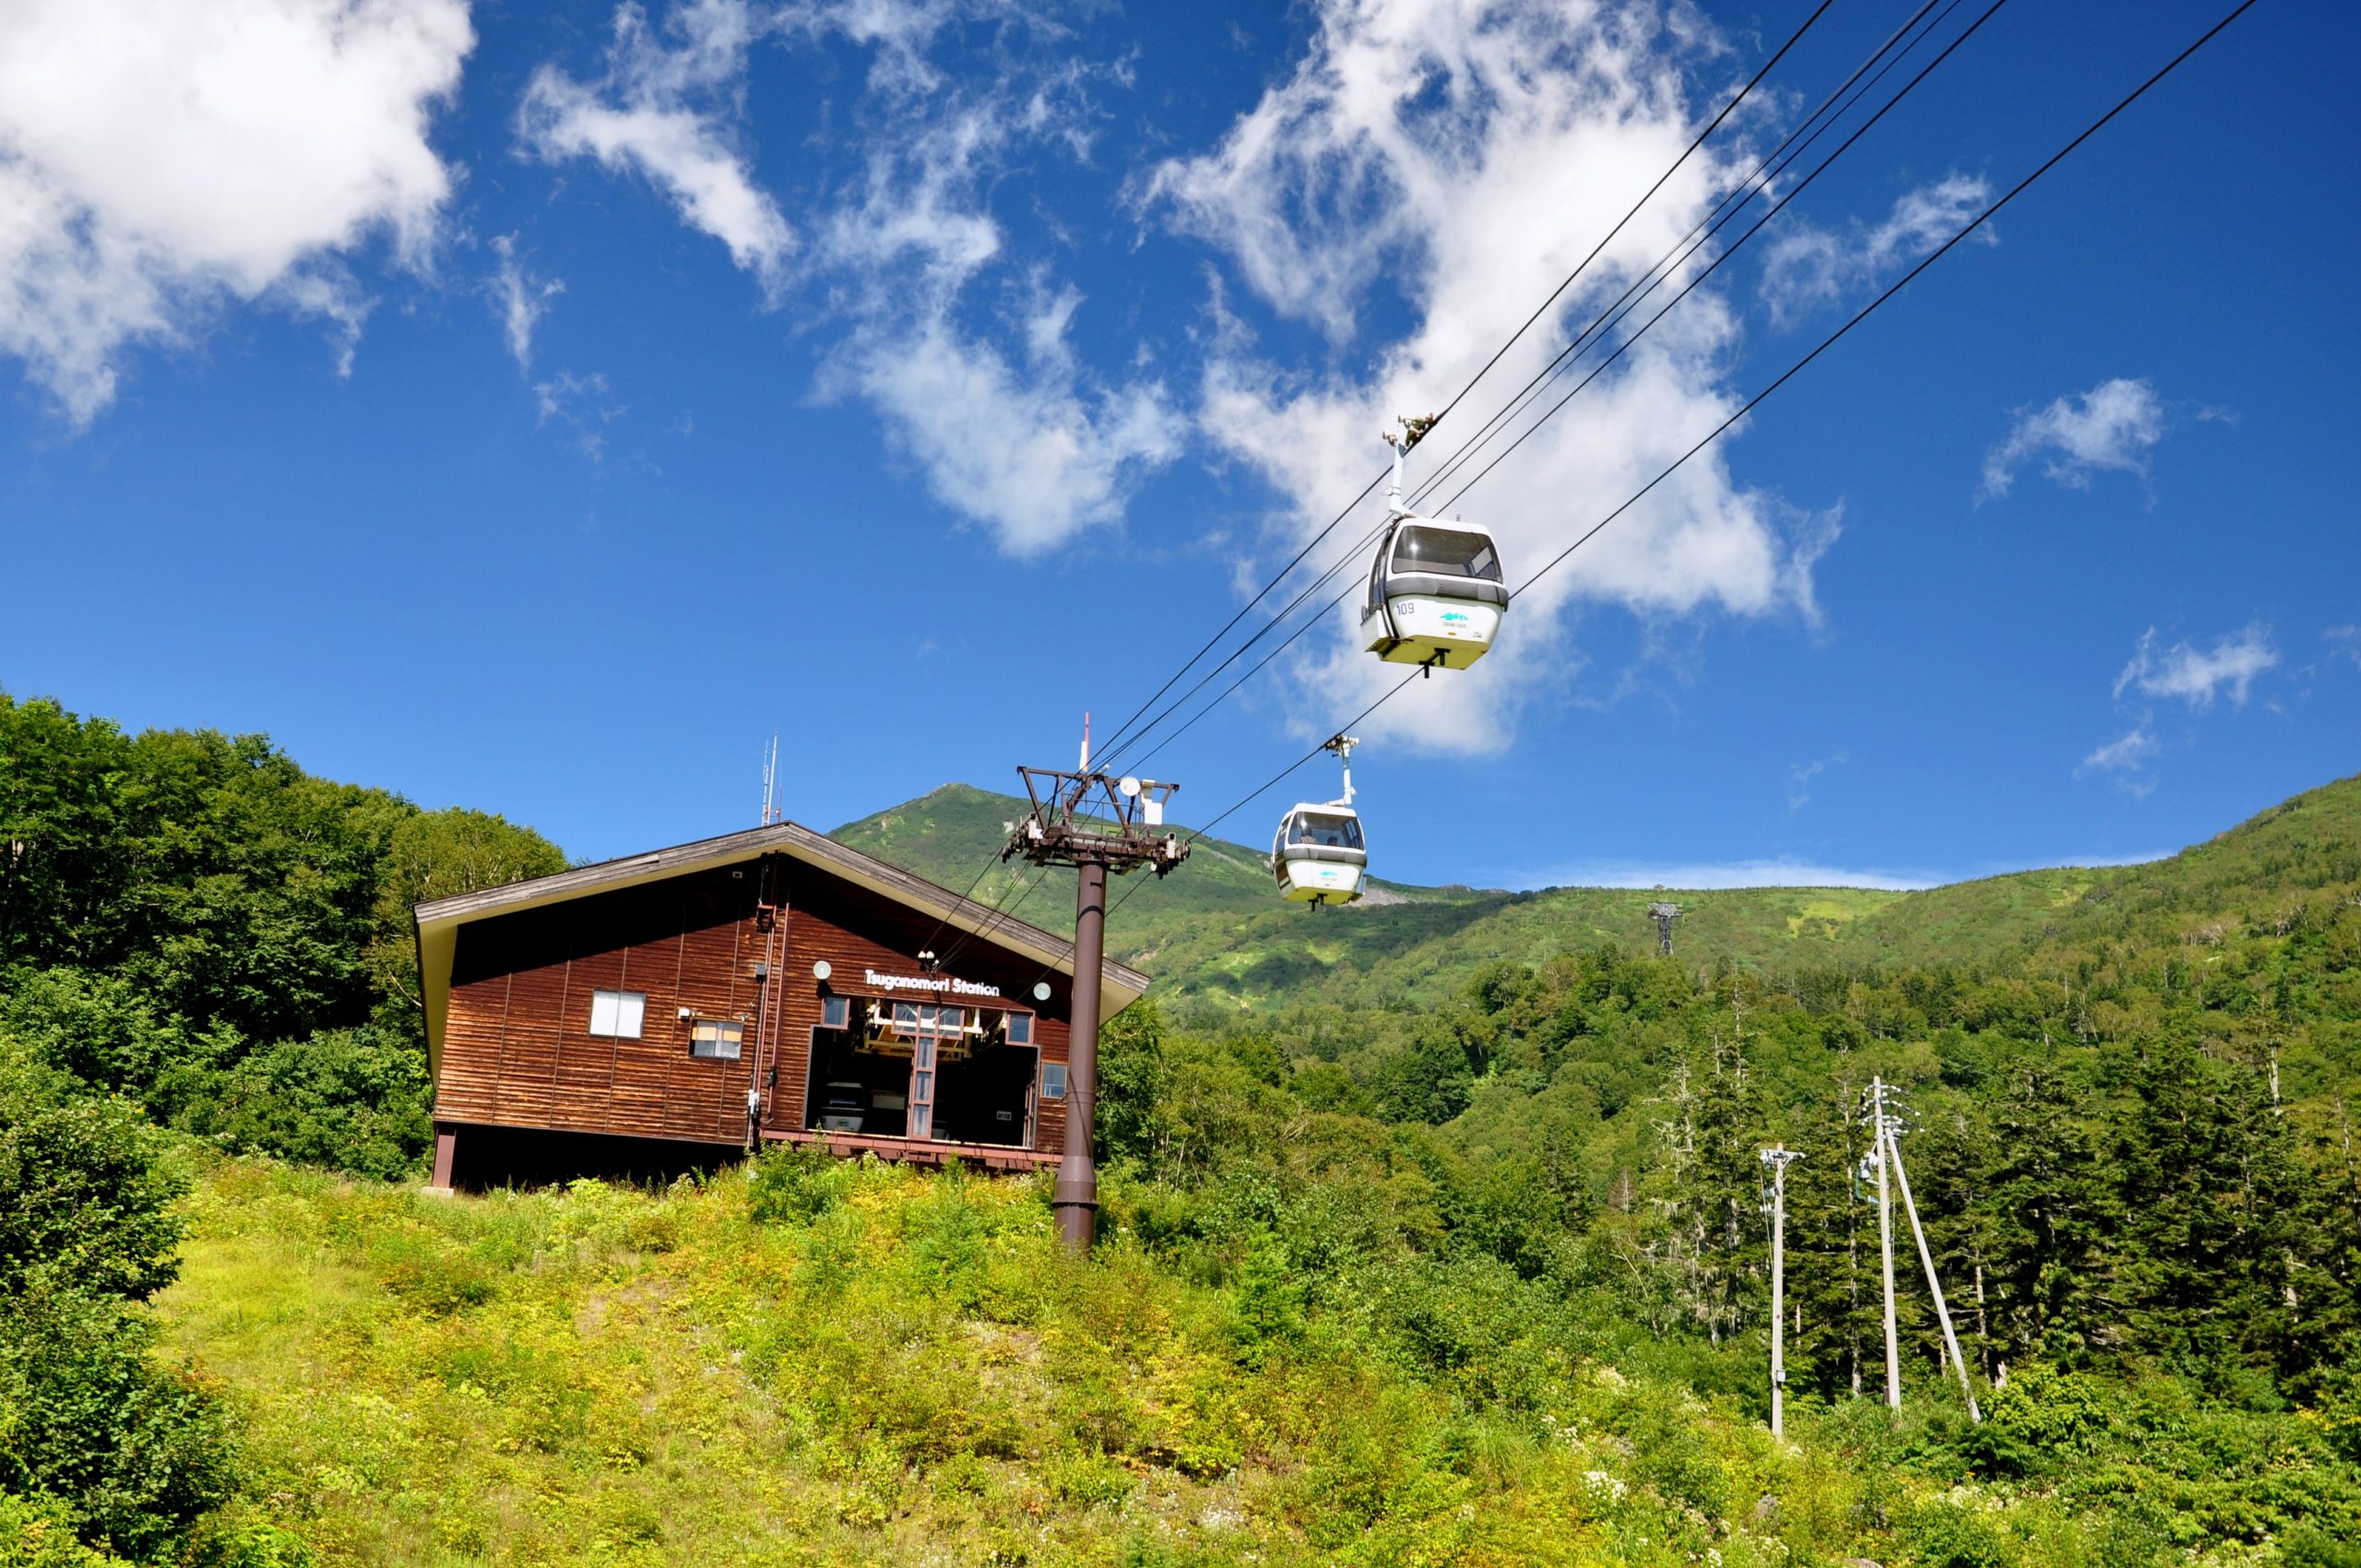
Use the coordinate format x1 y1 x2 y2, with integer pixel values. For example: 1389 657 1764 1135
413 822 1149 1189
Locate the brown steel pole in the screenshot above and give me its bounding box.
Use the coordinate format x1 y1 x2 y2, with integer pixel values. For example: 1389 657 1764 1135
1054 857 1108 1248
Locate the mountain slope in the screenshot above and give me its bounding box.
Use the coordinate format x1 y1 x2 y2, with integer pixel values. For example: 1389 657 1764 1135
833 774 2361 1008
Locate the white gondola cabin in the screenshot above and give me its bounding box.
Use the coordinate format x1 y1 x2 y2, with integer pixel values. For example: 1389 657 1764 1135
1270 734 1368 905
1270 804 1367 904
1360 516 1508 670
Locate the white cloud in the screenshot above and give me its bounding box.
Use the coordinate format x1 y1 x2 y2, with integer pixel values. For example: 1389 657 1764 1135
1759 172 1991 328
1787 750 1845 813
534 368 623 462
811 72 1182 553
2327 624 2361 671
525 1 1179 552
1982 375 2166 499
2115 624 2278 710
0 0 473 422
2080 726 2157 776
1521 858 1939 892
829 307 1183 556
1145 0 1832 754
517 0 798 298
489 234 564 370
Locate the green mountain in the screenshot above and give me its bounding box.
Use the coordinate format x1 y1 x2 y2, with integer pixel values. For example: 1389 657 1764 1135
834 773 2361 1009
11 692 2361 1566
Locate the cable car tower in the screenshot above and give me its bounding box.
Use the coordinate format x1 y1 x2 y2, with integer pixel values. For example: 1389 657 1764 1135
1004 756 1186 1249
1649 900 1681 956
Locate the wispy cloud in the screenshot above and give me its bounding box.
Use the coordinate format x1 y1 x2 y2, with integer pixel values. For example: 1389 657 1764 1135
0 0 474 423
1982 376 2169 499
2079 725 2158 778
1759 173 1993 328
2324 624 2361 672
1507 846 2168 893
1787 750 1846 813
489 234 564 370
517 0 798 298
2115 624 2278 709
1144 0 1838 754
1520 858 1940 892
520 0 1179 554
534 369 624 463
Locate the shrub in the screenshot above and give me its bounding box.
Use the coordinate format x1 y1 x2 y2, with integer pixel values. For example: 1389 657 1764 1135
1966 1362 2115 1476
0 1040 186 1301
0 969 186 1096
164 1027 430 1181
0 1489 135 1568
748 1143 855 1225
0 1281 240 1563
1902 1491 2013 1568
2283 1526 2361 1568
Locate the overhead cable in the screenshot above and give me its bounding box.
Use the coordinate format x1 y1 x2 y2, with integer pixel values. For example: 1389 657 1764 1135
1102 0 2010 775
1087 0 2260 940
1085 0 1838 768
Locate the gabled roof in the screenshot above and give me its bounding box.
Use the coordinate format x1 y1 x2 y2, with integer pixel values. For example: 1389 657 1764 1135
413 821 1149 1072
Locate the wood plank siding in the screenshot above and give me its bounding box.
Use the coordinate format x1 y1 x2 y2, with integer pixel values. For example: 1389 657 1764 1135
433 852 1077 1162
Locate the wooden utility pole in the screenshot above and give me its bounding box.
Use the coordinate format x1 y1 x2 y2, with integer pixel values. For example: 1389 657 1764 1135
1005 758 1187 1248
1886 1125 1982 1422
1869 1078 1902 1408
1761 1146 1803 1436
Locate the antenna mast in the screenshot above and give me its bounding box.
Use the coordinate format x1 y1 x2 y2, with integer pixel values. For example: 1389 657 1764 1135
759 732 780 826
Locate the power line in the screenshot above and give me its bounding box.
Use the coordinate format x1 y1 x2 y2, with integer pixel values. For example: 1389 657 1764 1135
1431 0 2014 517
1096 0 1999 778
904 5 1848 961
1406 0 1971 512
1094 0 2259 935
1086 0 1838 769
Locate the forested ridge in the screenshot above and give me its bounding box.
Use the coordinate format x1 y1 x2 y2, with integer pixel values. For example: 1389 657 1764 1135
4 688 2359 1567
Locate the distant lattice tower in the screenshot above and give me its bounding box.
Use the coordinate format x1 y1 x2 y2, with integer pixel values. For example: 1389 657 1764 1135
1647 900 1681 956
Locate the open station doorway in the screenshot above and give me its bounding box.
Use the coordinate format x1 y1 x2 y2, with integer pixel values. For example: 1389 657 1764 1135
802 997 1040 1150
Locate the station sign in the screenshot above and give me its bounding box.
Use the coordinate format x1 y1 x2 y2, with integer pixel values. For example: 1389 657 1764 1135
862 967 1003 999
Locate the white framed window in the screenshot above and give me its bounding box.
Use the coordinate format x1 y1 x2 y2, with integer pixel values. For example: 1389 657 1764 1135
588 990 646 1039
1006 1012 1034 1047
1041 1063 1068 1099
689 1019 742 1060
820 994 850 1029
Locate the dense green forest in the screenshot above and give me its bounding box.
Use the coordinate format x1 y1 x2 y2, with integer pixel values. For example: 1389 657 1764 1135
5 690 2360 1567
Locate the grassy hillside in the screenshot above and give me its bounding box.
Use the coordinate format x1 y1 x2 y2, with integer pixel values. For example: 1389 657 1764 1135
834 775 2361 1011
157 1153 2340 1568
12 694 2359 1568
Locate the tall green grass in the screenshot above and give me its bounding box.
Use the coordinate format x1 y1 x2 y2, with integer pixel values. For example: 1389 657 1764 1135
153 1155 2324 1568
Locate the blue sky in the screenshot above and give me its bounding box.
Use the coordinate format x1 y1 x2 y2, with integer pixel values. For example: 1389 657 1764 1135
2 0 2354 892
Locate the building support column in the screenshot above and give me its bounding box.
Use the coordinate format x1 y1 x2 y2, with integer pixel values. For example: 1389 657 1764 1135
429 1123 458 1192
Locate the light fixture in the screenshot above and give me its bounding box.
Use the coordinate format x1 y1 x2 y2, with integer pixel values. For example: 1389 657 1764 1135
1032 980 1051 1002
1119 776 1140 798
812 960 832 981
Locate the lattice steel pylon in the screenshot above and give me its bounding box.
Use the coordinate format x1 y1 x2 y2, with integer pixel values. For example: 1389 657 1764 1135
1648 900 1681 956
1004 766 1187 1247
1004 768 1189 879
